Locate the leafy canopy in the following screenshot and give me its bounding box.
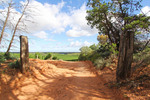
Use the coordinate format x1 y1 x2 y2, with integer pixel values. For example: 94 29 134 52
86 0 150 44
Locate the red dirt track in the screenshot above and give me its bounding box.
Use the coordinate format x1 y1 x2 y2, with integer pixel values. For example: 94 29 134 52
0 59 125 100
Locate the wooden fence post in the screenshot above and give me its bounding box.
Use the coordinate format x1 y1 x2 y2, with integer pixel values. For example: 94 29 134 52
20 35 29 73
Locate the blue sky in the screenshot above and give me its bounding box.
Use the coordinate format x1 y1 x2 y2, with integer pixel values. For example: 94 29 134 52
0 0 150 52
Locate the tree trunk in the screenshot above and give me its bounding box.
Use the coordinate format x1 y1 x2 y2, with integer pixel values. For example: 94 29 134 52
0 3 11 45
5 0 29 54
116 31 134 82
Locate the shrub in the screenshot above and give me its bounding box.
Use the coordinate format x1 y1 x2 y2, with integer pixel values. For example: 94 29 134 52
133 47 150 64
44 53 52 60
94 58 106 70
80 46 92 55
0 54 5 64
78 43 118 70
52 56 58 60
94 57 114 70
9 60 21 69
89 44 99 50
78 46 93 61
35 52 42 59
97 43 118 58
88 51 101 62
97 43 111 58
4 53 16 60
78 53 88 61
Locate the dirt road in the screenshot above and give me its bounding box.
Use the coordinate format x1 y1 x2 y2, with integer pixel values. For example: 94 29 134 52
0 59 125 100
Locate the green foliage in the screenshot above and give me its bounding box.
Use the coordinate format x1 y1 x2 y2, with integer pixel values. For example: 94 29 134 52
89 44 99 50
78 53 89 61
0 54 5 63
78 43 118 61
53 53 79 61
4 53 16 60
4 53 11 60
80 46 93 55
52 56 58 60
86 0 150 52
35 52 42 59
97 43 118 58
44 53 52 60
78 44 100 62
133 47 150 65
78 46 94 61
94 55 115 70
9 60 21 69
0 52 79 61
94 58 106 70
79 43 118 70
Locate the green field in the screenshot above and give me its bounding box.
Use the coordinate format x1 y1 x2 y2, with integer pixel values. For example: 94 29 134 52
1 52 80 61
52 53 79 61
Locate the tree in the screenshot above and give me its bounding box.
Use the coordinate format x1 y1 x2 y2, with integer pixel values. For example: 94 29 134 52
89 44 99 50
6 0 29 54
79 46 93 61
86 0 150 82
80 46 92 55
97 34 108 44
0 1 12 45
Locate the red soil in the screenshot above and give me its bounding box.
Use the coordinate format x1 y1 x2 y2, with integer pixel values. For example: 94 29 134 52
0 59 127 100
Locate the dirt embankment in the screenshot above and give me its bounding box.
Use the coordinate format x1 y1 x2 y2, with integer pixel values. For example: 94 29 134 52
0 59 126 100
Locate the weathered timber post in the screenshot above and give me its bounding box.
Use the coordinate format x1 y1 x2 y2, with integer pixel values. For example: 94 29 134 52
20 35 29 73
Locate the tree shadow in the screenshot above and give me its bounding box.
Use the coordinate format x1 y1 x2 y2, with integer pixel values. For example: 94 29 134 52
0 60 124 100
0 68 21 100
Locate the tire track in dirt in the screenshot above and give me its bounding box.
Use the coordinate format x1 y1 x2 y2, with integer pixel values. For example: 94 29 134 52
0 59 126 100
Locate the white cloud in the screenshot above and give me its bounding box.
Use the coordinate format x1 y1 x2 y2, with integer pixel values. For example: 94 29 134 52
68 39 74 41
0 0 98 38
70 40 92 47
24 0 69 33
32 31 56 41
33 31 48 39
83 41 91 46
66 4 98 37
46 38 56 41
141 6 150 16
23 1 98 37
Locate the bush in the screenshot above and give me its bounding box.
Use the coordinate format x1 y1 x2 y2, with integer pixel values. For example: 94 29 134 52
9 60 21 69
89 44 99 50
133 47 150 64
80 46 93 55
94 56 114 70
52 56 58 60
88 51 101 62
44 53 52 60
35 52 42 59
78 53 88 61
0 54 5 64
78 43 118 70
78 46 93 61
97 43 118 58
4 53 16 60
94 58 106 70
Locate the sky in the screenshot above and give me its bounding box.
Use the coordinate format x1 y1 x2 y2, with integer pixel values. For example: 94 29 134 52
0 0 150 52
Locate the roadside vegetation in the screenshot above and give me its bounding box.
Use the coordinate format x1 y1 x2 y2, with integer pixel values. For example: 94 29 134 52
0 0 150 99
0 52 79 62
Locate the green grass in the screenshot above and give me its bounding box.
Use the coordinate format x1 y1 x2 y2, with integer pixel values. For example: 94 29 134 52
1 52 80 61
52 53 79 61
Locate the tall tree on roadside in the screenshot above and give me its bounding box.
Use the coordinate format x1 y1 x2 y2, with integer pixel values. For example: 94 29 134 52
86 0 150 82
5 0 29 54
0 1 12 45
